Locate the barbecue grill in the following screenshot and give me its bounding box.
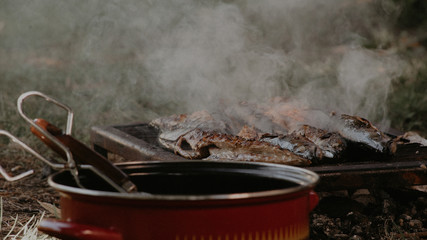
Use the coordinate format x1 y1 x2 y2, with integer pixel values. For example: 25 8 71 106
91 122 427 191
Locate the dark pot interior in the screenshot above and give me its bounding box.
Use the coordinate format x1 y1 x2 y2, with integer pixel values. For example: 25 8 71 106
51 161 315 196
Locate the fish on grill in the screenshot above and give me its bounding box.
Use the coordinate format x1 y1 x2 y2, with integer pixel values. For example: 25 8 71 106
150 100 399 165
150 110 229 134
259 125 347 163
292 125 347 160
187 129 310 166
260 133 322 161
152 110 228 152
160 127 311 165
387 131 427 155
336 114 390 152
150 111 311 165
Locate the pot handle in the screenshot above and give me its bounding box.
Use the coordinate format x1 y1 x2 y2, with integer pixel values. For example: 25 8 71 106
38 218 123 240
309 190 319 211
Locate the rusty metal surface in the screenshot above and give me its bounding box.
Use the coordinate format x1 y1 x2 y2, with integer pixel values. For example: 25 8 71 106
90 123 427 191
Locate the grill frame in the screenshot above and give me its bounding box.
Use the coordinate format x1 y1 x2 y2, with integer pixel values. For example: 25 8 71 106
90 123 427 191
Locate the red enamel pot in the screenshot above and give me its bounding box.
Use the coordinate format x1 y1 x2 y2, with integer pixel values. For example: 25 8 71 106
39 161 319 240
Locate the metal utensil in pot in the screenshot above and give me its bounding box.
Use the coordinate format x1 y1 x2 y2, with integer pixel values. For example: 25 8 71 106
1 91 138 193
30 118 137 193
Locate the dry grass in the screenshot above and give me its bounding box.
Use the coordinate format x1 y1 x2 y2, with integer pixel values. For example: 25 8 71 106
0 198 56 240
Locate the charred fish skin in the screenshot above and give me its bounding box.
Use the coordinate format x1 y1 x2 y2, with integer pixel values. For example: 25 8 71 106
206 147 311 166
336 114 390 152
157 126 311 166
150 109 311 165
259 125 347 164
150 110 229 134
151 110 230 157
150 102 395 165
387 131 427 155
204 133 311 166
292 125 347 160
237 125 260 140
158 128 214 159
260 134 321 161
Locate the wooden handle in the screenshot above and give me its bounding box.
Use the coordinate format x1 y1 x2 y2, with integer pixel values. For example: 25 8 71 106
39 218 123 240
31 119 137 193
30 119 67 160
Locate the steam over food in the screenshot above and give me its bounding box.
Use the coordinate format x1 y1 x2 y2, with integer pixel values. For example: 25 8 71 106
150 98 425 166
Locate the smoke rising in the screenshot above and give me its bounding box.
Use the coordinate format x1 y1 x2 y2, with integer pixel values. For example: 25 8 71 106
0 0 410 134
142 0 404 129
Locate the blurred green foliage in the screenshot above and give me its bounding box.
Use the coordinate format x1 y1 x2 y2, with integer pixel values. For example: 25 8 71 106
385 0 427 136
388 67 427 135
395 0 427 29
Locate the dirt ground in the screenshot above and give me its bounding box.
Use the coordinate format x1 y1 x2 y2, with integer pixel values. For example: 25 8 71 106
0 155 426 239
0 155 59 238
311 188 427 239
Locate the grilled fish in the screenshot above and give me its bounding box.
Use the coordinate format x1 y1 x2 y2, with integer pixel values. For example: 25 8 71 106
169 128 311 165
150 110 229 135
152 110 228 146
150 111 311 165
260 133 322 161
259 125 346 163
336 114 390 152
150 100 393 165
293 125 347 160
387 131 427 155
